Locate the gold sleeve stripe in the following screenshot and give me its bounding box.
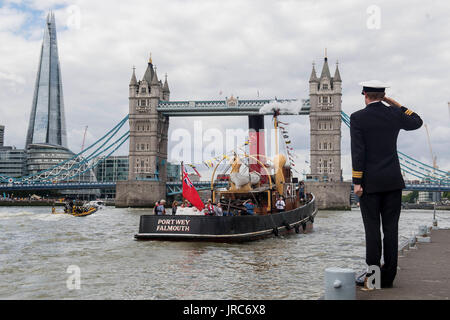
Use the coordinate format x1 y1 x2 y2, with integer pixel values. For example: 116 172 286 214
352 170 363 178
405 109 414 116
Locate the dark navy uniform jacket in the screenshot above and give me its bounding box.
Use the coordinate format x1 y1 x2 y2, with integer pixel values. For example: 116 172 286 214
350 101 423 193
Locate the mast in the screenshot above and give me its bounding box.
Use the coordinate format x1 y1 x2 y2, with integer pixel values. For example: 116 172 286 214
181 161 184 203
274 116 279 155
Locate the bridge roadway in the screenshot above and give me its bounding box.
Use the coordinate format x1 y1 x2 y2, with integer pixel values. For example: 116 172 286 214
0 182 448 193
157 99 310 117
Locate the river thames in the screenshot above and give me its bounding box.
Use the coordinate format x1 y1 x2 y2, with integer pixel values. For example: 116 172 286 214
1 206 448 300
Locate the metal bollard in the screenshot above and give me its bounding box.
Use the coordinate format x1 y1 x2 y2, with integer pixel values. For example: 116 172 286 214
432 218 438 229
324 267 355 300
409 236 416 248
416 225 431 243
418 225 428 236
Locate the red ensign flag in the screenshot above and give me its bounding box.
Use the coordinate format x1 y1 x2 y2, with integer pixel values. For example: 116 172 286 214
182 165 205 211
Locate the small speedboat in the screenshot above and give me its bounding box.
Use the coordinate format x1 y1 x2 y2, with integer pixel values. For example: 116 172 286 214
72 207 98 217
51 206 98 217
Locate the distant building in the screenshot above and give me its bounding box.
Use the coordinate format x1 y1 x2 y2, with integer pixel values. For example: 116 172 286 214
25 12 67 149
418 191 441 203
26 144 75 176
308 54 342 182
94 156 129 199
0 147 26 178
95 156 129 183
305 53 351 210
0 125 4 147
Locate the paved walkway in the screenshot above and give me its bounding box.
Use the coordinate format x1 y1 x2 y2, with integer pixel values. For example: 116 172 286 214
357 229 450 300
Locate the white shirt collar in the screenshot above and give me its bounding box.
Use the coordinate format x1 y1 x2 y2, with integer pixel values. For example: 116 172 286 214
366 100 381 106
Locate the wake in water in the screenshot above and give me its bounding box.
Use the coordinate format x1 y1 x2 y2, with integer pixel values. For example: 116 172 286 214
0 209 69 221
0 211 35 219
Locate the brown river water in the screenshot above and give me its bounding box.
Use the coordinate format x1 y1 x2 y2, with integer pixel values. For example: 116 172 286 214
1 206 448 299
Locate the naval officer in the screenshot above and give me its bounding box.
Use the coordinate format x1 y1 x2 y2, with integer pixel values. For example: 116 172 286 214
351 80 423 288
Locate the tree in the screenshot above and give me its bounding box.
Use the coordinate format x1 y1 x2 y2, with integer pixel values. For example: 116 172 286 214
402 191 418 203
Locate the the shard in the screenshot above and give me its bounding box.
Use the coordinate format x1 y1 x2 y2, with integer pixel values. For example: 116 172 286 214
25 12 68 149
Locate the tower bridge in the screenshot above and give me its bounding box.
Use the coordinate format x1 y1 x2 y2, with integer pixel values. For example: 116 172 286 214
115 53 327 207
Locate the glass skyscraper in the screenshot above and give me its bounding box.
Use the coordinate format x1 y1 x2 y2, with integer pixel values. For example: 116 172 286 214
25 12 67 149
0 125 4 147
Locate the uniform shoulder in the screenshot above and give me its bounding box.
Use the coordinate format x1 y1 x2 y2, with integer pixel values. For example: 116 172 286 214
350 108 365 119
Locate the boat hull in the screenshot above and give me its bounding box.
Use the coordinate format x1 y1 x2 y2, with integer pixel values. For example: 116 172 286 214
135 195 317 242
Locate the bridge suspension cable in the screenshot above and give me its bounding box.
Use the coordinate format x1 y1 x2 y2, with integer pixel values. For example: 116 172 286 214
1 115 130 184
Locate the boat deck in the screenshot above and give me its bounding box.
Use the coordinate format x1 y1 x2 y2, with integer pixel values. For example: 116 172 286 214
357 228 450 300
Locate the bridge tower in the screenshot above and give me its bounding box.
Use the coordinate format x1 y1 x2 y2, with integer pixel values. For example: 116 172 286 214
116 56 170 207
306 52 351 209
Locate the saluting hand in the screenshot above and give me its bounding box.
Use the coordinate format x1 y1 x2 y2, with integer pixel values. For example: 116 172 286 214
382 96 402 108
354 184 363 197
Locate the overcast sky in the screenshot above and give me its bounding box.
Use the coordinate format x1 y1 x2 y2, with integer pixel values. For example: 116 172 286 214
0 0 449 180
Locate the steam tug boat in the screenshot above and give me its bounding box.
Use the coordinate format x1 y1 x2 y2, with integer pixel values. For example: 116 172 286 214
135 112 317 242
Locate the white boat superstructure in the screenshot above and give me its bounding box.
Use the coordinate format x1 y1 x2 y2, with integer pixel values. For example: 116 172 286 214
174 207 204 216
84 200 106 210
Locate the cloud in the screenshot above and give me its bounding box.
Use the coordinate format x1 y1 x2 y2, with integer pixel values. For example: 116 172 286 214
0 0 449 182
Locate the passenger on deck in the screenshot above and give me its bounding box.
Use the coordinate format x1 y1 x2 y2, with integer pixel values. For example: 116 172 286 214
205 199 215 216
243 199 255 215
214 202 223 216
172 201 178 215
155 200 166 215
275 196 286 212
298 181 305 202
153 201 159 215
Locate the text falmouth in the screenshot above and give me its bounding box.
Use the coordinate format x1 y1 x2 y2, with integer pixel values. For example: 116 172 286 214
156 218 191 232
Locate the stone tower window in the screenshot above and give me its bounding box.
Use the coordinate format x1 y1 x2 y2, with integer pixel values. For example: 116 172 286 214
322 84 328 90
141 87 147 94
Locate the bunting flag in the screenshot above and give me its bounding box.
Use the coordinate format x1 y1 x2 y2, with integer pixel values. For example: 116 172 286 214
182 165 205 211
187 164 202 177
